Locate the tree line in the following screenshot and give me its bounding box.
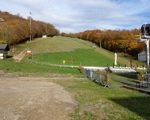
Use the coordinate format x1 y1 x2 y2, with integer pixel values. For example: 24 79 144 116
61 29 144 56
0 11 59 45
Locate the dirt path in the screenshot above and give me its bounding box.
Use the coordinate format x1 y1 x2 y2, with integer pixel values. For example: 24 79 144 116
0 76 76 120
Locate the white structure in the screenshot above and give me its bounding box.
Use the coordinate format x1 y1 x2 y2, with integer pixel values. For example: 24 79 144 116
0 53 4 59
114 53 117 66
0 44 10 59
138 51 146 62
42 35 47 38
140 24 150 82
140 24 150 67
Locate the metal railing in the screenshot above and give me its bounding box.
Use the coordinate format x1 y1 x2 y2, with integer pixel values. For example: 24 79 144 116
83 69 111 87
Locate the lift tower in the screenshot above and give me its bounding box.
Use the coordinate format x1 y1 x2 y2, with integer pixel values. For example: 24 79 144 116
140 24 150 81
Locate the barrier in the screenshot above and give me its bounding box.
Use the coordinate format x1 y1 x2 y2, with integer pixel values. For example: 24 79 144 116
84 69 110 87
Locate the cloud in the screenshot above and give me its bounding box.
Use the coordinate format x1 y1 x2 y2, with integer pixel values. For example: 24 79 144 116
0 0 150 32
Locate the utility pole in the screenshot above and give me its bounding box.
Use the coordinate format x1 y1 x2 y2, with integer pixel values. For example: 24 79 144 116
29 12 32 41
0 18 5 41
46 23 48 35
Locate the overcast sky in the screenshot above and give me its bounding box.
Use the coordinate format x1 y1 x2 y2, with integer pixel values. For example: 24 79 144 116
0 0 150 33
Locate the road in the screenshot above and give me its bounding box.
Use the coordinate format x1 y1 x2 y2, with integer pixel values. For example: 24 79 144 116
0 75 76 120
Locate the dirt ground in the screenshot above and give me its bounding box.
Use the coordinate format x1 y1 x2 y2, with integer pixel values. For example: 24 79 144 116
0 75 76 120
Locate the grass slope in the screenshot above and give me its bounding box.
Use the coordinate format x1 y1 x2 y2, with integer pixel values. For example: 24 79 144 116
13 36 92 55
13 36 143 66
0 59 80 75
1 36 143 75
33 49 113 66
95 48 143 66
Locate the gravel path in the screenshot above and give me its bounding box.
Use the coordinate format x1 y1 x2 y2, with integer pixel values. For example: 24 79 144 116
0 76 76 120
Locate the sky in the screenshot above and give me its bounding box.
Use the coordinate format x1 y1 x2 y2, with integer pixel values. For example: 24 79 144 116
0 0 150 33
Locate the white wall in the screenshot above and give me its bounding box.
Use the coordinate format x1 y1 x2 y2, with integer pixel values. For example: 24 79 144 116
138 51 146 62
0 53 4 59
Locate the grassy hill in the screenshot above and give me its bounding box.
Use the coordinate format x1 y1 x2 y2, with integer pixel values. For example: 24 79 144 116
33 49 113 66
0 36 144 74
12 36 92 54
13 36 143 66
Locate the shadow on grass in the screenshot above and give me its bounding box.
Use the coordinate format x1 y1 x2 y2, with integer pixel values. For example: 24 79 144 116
116 72 137 79
6 55 13 58
117 80 135 87
110 96 150 119
111 74 136 86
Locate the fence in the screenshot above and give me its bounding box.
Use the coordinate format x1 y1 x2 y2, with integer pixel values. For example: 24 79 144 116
82 68 110 87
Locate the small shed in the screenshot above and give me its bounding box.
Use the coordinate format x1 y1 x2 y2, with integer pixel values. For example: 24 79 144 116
0 44 10 59
138 51 146 62
42 35 47 38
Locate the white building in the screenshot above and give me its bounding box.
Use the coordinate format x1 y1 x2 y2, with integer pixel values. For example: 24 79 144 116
42 35 47 38
0 44 10 59
138 51 146 62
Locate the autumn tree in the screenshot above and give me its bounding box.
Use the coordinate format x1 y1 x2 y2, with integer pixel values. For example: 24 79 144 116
0 11 59 45
62 29 144 57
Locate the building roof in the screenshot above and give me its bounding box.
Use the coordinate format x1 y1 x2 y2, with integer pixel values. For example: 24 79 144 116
0 44 10 51
138 51 146 55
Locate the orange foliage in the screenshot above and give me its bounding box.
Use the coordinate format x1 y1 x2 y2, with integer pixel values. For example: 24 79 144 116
0 11 59 44
62 29 144 56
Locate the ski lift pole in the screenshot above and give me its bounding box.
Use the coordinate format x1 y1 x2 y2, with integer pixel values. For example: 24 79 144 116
146 39 150 68
140 24 150 81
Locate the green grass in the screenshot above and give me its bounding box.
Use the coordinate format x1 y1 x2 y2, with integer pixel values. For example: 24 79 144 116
0 59 81 75
0 47 114 75
95 47 144 67
1 36 143 75
12 36 92 55
32 49 114 66
54 76 150 120
11 36 143 67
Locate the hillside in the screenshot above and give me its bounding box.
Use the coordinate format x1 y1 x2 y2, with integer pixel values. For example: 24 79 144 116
0 36 144 75
0 11 59 44
12 36 143 67
12 36 92 55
